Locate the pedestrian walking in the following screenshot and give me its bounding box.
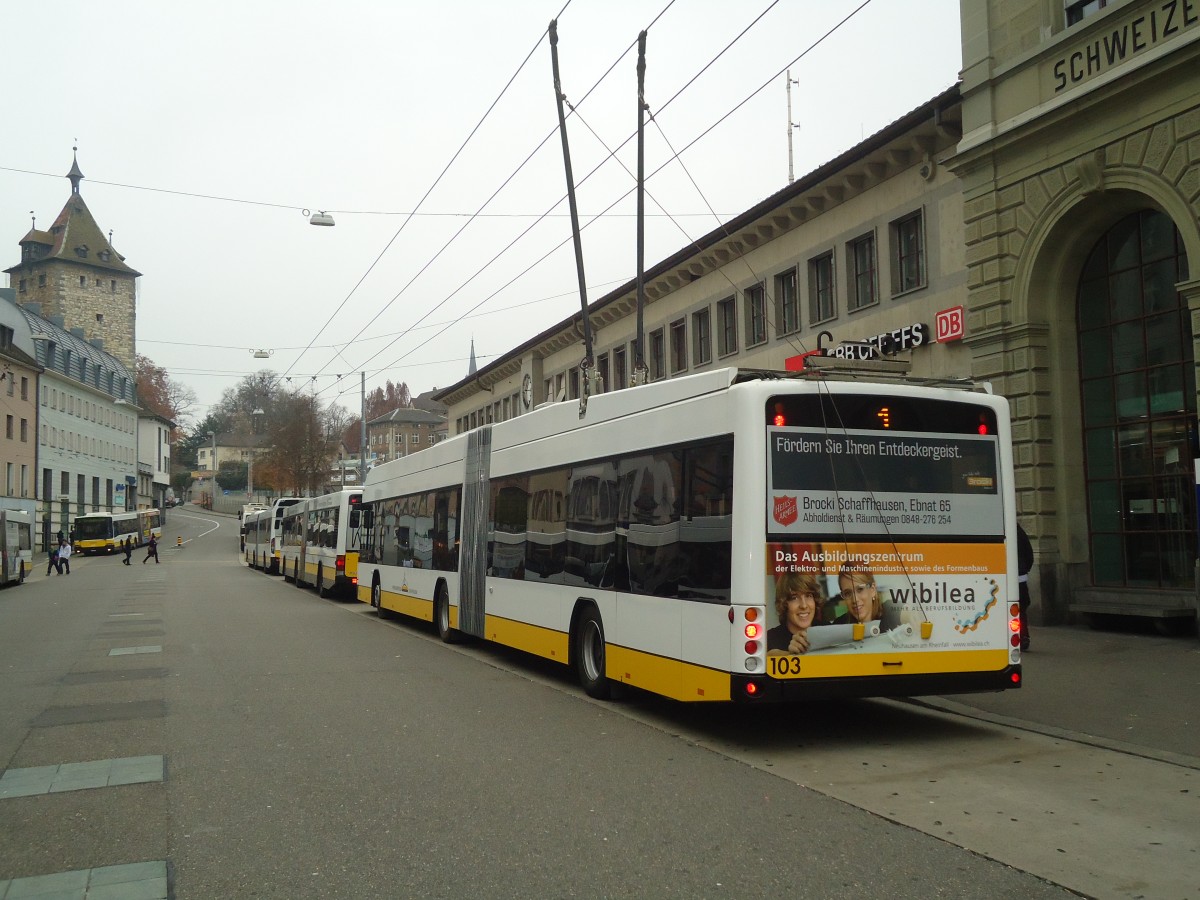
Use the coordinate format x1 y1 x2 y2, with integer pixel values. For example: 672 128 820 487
143 535 159 564
1017 523 1033 651
123 536 134 565
57 538 72 575
46 543 61 576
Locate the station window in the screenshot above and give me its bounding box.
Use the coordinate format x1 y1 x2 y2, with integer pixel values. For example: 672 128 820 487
717 296 738 357
692 308 712 367
775 268 799 336
848 232 878 311
744 284 767 348
891 210 926 295
808 252 835 324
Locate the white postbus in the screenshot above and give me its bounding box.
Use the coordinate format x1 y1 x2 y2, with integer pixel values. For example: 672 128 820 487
1 509 33 586
358 365 1021 703
279 489 364 598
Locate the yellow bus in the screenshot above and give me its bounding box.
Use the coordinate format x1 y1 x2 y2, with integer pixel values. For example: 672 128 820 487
280 489 364 598
73 511 140 554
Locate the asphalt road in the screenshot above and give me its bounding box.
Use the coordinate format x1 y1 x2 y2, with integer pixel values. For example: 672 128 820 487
0 508 1190 898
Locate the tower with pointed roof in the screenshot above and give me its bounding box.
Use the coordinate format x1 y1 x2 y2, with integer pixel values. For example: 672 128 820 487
4 150 140 371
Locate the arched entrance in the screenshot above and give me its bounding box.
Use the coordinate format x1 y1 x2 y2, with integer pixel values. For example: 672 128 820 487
1076 209 1195 588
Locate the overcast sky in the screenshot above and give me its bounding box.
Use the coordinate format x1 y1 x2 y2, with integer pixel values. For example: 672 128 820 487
1 0 962 426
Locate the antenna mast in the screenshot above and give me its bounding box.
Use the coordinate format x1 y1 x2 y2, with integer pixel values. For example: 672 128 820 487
786 70 800 184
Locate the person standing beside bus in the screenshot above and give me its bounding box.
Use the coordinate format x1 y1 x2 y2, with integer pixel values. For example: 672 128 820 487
143 535 159 564
1017 523 1033 651
57 538 72 575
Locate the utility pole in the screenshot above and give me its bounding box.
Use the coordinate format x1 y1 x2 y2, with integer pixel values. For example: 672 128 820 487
632 30 650 387
359 372 367 485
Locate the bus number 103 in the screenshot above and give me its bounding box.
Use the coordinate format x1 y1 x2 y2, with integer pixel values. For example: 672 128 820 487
767 655 804 677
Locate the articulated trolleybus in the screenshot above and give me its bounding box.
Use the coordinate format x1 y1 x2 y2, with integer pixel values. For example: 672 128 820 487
73 509 162 554
279 489 363 598
359 365 1021 703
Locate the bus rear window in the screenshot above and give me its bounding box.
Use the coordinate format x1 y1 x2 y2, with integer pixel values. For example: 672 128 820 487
768 394 997 436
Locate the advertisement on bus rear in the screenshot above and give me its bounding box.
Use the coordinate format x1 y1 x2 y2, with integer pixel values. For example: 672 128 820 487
763 425 1011 677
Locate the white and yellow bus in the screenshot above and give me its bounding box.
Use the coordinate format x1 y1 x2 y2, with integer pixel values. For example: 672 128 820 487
1 509 33 586
73 511 140 554
245 498 303 574
358 364 1021 703
72 509 161 555
137 509 163 546
280 489 364 598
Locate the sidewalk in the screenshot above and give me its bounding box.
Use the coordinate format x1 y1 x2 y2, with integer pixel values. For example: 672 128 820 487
922 622 1200 765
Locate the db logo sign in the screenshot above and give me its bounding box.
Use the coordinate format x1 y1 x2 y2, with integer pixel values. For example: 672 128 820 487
773 495 798 527
936 306 964 342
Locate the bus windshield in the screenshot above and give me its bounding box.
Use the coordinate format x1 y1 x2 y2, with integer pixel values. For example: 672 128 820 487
73 517 113 540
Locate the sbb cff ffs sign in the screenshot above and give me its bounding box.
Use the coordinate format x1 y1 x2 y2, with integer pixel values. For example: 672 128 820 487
936 306 965 342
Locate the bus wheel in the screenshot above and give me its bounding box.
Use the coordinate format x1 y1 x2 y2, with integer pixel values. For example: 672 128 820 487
317 566 329 598
18 563 25 584
294 562 304 588
373 578 393 619
574 606 612 700
435 586 458 643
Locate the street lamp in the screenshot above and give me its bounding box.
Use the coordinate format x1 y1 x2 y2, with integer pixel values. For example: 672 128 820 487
248 408 264 501
206 430 217 510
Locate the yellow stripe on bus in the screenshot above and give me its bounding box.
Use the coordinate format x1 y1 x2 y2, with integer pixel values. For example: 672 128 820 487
607 644 733 701
379 589 434 622
484 615 571 664
768 648 1011 679
481 615 731 702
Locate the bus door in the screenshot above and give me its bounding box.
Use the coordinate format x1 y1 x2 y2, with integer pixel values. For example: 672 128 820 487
457 427 491 638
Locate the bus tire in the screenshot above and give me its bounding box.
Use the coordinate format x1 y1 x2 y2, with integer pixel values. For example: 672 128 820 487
294 562 304 587
18 563 25 584
373 577 393 619
317 566 329 598
573 606 612 700
435 585 458 643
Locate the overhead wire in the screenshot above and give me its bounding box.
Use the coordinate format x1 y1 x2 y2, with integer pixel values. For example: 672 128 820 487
306 1 681 401
326 0 874 400
279 0 577 381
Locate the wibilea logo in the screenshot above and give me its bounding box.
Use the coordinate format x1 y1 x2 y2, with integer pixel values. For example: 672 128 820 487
773 495 798 526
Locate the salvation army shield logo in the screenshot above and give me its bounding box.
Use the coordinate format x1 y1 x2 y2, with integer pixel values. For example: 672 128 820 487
773 495 798 527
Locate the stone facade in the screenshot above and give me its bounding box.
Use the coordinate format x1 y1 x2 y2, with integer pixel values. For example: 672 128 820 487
5 156 140 373
951 0 1200 622
13 260 138 372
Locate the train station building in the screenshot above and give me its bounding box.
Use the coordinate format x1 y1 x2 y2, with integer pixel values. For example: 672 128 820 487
435 0 1200 629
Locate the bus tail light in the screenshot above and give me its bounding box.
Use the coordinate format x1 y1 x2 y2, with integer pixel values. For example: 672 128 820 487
336 555 346 574
744 681 759 697
738 607 766 673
